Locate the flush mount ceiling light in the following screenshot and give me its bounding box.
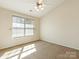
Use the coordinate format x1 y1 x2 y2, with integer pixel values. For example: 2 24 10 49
35 0 45 11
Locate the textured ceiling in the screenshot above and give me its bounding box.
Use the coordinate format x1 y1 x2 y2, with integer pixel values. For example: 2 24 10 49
0 0 64 17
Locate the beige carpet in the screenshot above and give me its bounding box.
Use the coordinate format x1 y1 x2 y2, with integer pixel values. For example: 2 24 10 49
0 40 79 59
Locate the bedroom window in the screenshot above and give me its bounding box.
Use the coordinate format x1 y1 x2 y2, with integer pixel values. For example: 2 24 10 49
12 16 34 38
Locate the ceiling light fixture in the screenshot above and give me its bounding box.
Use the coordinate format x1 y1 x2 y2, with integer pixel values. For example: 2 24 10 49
35 0 44 11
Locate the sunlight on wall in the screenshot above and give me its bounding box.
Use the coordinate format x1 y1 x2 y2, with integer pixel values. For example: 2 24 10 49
0 44 36 59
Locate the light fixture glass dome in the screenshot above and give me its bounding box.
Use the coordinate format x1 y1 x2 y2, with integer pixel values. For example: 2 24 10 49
35 0 44 11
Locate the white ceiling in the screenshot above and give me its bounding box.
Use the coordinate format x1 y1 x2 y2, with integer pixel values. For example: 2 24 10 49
0 0 64 17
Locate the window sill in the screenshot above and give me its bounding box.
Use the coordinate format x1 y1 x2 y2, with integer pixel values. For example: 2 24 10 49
12 35 34 39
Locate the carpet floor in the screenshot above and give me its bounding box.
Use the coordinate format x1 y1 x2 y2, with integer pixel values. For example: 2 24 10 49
0 40 79 59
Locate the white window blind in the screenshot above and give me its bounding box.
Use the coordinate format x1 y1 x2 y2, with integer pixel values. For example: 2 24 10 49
12 16 34 38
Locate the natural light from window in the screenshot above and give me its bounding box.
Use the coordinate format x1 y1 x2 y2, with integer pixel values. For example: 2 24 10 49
12 16 34 38
0 44 36 59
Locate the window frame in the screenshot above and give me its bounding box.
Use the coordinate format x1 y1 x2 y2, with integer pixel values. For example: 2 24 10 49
12 15 35 38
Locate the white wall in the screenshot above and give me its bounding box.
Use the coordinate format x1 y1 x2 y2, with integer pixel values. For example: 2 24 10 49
0 7 40 49
41 0 79 50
